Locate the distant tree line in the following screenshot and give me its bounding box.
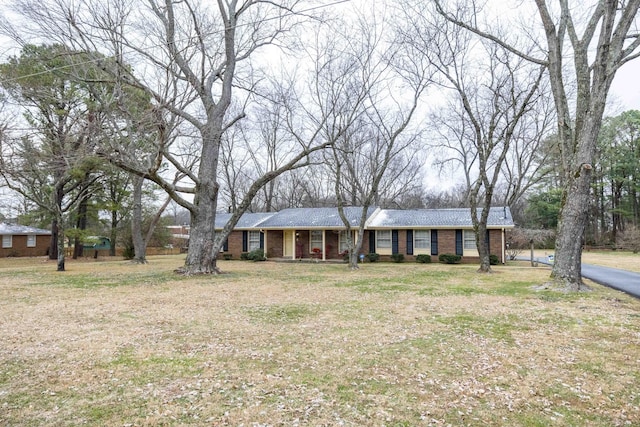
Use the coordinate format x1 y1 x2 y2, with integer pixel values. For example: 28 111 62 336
0 0 639 286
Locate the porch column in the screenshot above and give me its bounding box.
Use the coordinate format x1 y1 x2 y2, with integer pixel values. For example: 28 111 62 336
322 230 326 261
292 230 297 260
263 231 268 259
501 228 506 264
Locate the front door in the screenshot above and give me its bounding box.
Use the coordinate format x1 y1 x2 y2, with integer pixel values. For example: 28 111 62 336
284 230 293 258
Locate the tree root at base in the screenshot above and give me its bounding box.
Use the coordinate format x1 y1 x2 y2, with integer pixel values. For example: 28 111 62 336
174 265 225 276
533 280 592 293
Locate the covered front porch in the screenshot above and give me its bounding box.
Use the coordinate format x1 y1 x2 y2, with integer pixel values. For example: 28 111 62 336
264 229 364 261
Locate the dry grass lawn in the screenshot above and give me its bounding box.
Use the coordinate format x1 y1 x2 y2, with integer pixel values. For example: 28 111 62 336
1 255 639 426
528 249 640 272
581 251 640 273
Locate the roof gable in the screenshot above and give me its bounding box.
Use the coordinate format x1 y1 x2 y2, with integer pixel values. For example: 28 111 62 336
256 207 377 229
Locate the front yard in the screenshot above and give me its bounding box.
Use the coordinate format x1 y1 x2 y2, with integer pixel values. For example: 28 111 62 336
1 256 638 426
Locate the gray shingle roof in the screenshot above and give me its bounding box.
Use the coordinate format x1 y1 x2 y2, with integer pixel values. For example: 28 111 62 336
212 207 514 230
366 207 514 229
0 223 51 235
214 212 276 229
249 207 376 229
224 207 376 230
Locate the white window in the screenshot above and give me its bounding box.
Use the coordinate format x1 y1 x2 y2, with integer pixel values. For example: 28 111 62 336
248 231 261 251
414 230 430 251
339 231 351 253
376 230 391 249
2 235 12 248
27 235 36 248
464 230 477 250
310 230 323 252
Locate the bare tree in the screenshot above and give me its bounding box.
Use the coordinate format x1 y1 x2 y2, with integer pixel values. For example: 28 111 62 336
498 91 556 208
433 0 640 287
3 0 352 274
312 7 432 269
218 115 253 213
404 3 547 272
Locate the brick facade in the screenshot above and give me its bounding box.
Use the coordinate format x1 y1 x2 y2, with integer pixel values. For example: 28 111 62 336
224 230 245 259
1 234 50 257
219 227 505 262
211 207 512 263
266 230 283 258
371 229 506 263
220 229 374 261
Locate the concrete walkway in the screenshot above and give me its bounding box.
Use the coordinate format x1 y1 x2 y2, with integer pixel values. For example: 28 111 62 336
529 256 640 299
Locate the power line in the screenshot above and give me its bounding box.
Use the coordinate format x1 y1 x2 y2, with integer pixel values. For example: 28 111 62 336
0 0 353 85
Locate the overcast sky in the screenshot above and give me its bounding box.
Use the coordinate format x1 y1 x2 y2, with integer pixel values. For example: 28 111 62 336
610 60 640 111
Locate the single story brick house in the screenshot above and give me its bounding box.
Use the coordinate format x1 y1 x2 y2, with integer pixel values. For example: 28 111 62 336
0 223 51 257
214 206 514 263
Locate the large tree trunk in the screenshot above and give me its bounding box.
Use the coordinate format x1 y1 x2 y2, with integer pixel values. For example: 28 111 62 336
73 193 89 259
109 209 118 257
345 226 359 270
181 126 221 275
131 175 148 264
56 213 65 271
182 202 219 274
551 164 592 290
49 186 65 260
432 0 640 288
551 114 604 290
49 219 59 261
537 1 637 290
476 222 491 273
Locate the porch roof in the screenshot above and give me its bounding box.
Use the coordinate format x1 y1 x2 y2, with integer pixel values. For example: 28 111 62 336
256 207 377 229
366 207 514 229
0 223 51 235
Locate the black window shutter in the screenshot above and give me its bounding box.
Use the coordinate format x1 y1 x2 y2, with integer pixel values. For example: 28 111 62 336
455 230 463 256
406 230 413 255
392 230 399 255
259 232 264 249
223 238 229 252
485 229 490 251
431 229 438 255
242 231 248 252
369 230 376 253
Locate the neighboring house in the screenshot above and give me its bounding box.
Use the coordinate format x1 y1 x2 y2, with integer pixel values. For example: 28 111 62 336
0 223 51 257
213 206 514 263
167 225 191 251
82 236 111 258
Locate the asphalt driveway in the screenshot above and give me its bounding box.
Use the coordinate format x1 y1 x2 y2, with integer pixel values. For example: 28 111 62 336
529 256 640 298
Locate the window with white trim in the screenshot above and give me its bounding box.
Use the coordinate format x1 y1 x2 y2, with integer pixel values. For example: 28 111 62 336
339 231 351 253
414 230 430 251
376 230 391 249
310 230 323 252
248 231 261 251
27 235 36 248
463 230 477 249
2 235 12 248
